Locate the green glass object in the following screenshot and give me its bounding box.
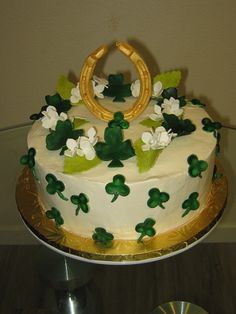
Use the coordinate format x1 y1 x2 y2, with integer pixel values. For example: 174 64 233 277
182 192 200 217
46 119 83 151
135 218 156 242
105 174 130 202
103 73 131 102
70 193 89 215
92 227 114 248
147 188 170 209
46 207 64 228
45 173 68 201
187 154 208 178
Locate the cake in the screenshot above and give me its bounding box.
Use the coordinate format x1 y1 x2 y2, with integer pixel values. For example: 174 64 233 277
20 42 222 248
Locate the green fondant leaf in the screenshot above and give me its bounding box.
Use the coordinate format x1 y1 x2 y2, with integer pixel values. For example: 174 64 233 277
56 75 75 100
64 155 101 174
134 138 162 173
139 118 162 128
153 71 181 89
73 118 89 129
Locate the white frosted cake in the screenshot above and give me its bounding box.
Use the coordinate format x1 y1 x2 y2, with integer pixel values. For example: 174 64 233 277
20 42 221 247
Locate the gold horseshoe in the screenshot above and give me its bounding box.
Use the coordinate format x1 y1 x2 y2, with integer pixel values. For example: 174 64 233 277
79 42 152 122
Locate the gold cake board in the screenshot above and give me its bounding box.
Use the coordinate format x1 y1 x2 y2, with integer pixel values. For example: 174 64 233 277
15 165 227 265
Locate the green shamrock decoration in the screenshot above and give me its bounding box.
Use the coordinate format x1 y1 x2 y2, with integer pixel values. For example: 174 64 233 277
147 188 170 209
161 88 186 107
212 165 222 181
202 117 222 133
162 113 196 137
46 207 64 228
95 117 135 167
30 93 72 120
187 154 208 178
103 73 131 102
20 147 38 179
70 193 89 215
92 227 114 248
135 218 156 243
45 173 68 201
108 112 129 129
191 98 206 107
105 174 130 202
46 119 83 152
182 192 200 217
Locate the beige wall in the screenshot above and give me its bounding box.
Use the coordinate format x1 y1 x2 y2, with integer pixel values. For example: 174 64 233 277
0 1 235 243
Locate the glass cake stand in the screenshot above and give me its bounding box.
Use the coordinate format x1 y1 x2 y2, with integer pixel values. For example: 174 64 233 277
15 164 227 313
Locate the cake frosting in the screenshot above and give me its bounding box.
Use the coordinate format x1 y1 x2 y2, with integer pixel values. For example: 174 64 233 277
20 42 221 247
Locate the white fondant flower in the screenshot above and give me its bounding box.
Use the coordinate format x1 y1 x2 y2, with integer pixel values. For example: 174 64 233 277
64 138 79 157
70 83 82 104
141 126 175 151
152 81 163 97
149 105 163 121
41 106 67 130
161 97 183 116
92 76 108 99
131 79 140 97
65 127 98 160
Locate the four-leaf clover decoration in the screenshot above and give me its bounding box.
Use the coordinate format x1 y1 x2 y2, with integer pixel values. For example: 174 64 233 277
182 192 200 217
46 119 83 152
103 73 131 102
45 173 68 201
147 188 170 209
105 175 130 202
187 154 208 178
92 227 114 248
95 121 135 167
30 93 72 121
46 207 64 228
20 147 38 179
70 193 89 215
108 112 129 129
135 218 156 242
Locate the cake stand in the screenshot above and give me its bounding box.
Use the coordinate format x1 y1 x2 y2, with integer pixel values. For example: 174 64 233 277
15 164 227 313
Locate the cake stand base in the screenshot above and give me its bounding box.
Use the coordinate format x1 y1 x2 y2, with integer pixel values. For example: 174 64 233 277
151 301 208 314
35 246 97 314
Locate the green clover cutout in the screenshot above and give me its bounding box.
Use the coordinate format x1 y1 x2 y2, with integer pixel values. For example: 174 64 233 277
70 193 89 215
187 154 208 178
162 113 196 137
135 218 156 243
30 93 72 121
46 119 83 152
103 73 131 102
92 227 114 248
95 124 135 167
147 188 170 209
45 173 68 201
46 207 64 228
105 174 130 202
182 192 200 217
202 118 222 154
20 147 38 179
108 112 129 129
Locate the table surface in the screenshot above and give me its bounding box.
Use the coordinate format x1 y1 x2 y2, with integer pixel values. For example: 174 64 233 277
0 243 235 314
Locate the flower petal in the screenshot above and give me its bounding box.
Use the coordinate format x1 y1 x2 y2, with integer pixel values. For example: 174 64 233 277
141 132 153 144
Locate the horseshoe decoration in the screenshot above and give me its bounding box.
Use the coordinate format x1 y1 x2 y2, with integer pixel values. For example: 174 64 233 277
79 42 152 122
